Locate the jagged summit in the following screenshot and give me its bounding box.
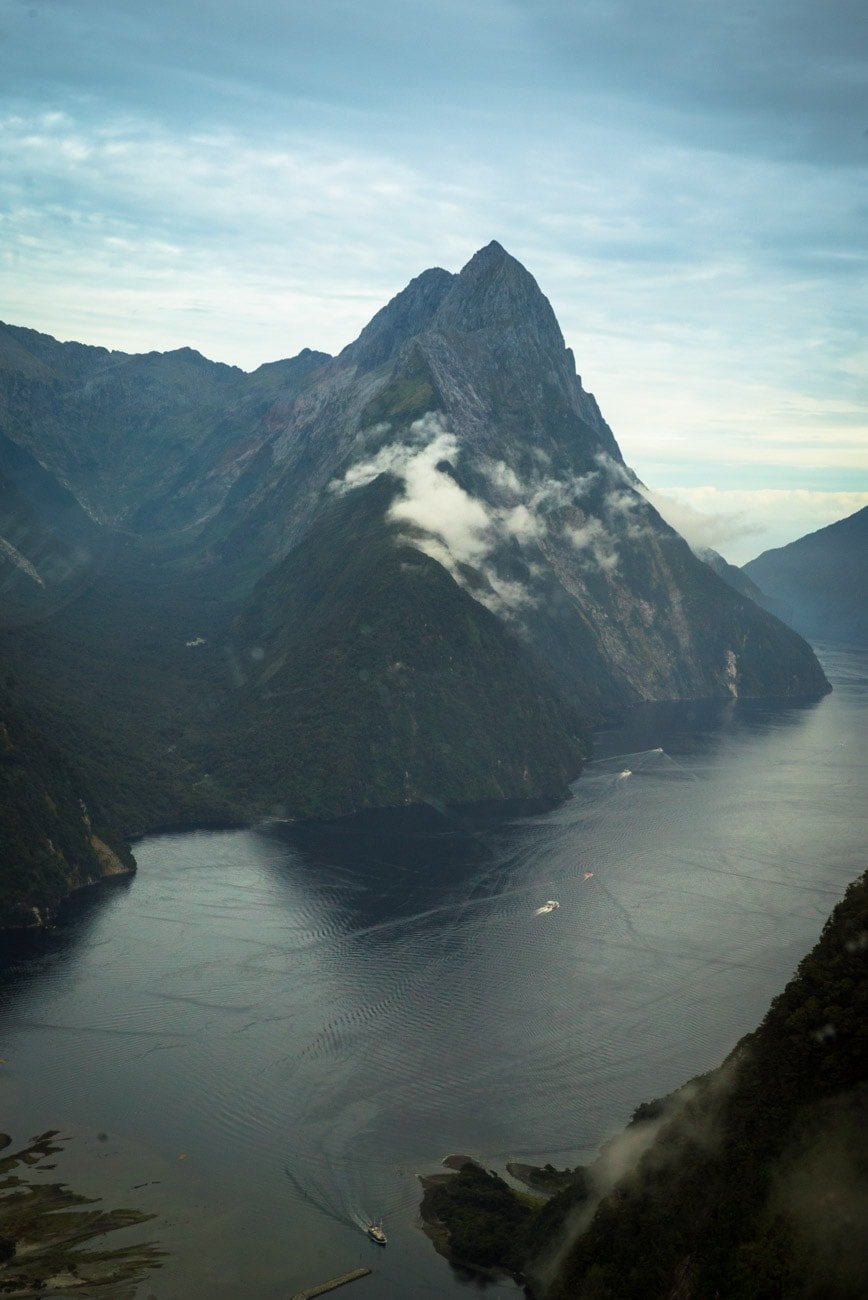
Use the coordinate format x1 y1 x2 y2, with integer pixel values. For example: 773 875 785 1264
433 242 566 351
343 265 455 372
343 242 567 376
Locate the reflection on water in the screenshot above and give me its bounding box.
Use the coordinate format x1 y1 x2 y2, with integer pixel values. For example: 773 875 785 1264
0 644 865 1297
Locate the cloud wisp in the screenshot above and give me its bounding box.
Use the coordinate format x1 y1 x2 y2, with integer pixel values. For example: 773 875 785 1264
331 416 658 612
644 486 868 565
333 414 543 613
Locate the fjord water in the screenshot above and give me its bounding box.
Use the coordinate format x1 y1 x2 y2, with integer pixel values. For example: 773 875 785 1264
1 644 865 1298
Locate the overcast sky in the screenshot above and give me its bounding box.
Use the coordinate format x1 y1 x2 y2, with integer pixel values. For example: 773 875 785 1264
2 0 866 562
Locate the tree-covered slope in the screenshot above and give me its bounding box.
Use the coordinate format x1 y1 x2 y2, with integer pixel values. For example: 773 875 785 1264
416 872 868 1297
545 869 868 1299
205 477 589 817
0 539 241 840
0 679 134 928
0 476 588 842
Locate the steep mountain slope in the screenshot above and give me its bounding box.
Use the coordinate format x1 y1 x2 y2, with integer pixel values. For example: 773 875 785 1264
206 477 588 817
0 538 240 839
695 546 771 606
542 867 868 1299
415 870 868 1298
0 429 107 628
0 679 133 928
175 242 827 709
0 244 833 923
0 319 329 532
744 507 868 644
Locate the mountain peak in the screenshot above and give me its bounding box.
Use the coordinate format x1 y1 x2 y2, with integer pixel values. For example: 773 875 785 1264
457 240 536 292
464 238 510 267
432 242 565 350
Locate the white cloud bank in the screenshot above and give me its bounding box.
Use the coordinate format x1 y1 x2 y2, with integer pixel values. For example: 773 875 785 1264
645 486 868 565
333 413 541 613
338 415 493 568
639 486 760 555
332 415 636 612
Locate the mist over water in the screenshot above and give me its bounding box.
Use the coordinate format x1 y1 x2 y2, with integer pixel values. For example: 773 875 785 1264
0 644 864 1298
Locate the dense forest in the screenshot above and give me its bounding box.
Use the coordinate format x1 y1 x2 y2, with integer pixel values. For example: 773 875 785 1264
0 677 133 928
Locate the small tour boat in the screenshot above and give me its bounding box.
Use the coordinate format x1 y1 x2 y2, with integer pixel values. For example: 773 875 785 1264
367 1221 387 1246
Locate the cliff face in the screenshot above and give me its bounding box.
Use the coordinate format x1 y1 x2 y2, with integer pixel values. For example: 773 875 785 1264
744 506 868 645
542 869 868 1299
0 243 832 921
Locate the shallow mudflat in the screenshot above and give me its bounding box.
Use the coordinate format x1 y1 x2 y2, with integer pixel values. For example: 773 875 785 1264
0 1131 161 1296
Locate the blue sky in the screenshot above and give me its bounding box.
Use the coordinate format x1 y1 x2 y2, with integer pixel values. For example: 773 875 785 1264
2 0 866 562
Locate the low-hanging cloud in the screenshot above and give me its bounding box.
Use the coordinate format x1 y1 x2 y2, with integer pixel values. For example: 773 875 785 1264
337 414 494 567
530 1059 741 1294
333 418 674 607
639 484 761 555
482 455 625 571
333 413 538 613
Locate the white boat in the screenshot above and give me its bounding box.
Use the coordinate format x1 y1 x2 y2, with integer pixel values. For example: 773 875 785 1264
367 1221 387 1245
535 900 560 914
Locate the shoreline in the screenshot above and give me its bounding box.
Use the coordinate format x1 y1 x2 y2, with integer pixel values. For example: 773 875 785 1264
417 1157 533 1288
418 1175 519 1285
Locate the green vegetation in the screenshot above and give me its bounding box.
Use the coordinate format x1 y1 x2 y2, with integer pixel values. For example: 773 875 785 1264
421 1162 535 1275
359 345 442 426
420 1159 589 1281
418 875 868 1298
507 1161 589 1196
205 477 587 818
546 869 868 1298
0 539 245 839
0 677 133 928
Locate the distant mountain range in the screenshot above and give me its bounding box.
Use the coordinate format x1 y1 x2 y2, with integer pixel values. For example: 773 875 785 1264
744 507 868 645
0 243 830 924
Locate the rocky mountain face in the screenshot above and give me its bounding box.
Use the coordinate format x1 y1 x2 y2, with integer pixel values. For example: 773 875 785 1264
0 243 831 919
744 507 868 645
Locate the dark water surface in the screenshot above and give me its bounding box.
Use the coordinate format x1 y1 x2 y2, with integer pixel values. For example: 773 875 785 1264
1 644 865 1297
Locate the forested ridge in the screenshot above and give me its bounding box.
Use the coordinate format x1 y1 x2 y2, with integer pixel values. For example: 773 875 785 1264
421 870 868 1298
0 677 133 927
